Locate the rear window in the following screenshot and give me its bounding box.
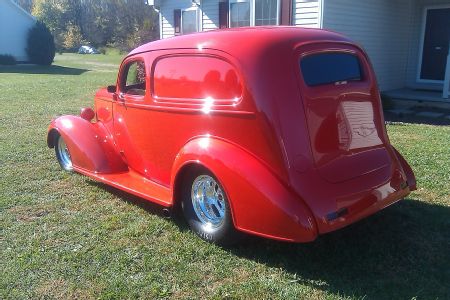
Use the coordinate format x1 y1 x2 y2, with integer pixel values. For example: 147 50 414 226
300 53 363 86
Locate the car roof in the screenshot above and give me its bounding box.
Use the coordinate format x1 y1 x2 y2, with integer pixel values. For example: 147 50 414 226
128 26 352 58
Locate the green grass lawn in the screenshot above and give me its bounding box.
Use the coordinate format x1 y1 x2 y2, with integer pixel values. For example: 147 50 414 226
1 53 449 300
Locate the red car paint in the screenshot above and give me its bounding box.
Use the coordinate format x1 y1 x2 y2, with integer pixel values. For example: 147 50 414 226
47 27 416 242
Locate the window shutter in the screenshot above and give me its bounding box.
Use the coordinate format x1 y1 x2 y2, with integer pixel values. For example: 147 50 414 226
280 0 292 25
219 1 229 29
174 9 181 35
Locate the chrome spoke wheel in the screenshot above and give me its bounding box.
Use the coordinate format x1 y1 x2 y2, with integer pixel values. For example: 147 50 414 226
191 175 226 228
56 135 72 171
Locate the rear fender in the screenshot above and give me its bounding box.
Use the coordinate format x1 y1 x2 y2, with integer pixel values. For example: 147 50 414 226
171 136 317 242
392 146 416 191
48 115 127 174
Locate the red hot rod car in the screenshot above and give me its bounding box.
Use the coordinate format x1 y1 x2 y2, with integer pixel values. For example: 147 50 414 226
47 27 416 245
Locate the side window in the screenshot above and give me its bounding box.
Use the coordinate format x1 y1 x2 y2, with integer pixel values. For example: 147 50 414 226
122 60 146 96
152 55 242 101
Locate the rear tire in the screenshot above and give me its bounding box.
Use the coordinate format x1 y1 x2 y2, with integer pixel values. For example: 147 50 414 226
181 168 241 245
54 134 73 171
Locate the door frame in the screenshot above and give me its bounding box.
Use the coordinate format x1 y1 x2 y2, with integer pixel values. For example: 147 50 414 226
416 4 450 84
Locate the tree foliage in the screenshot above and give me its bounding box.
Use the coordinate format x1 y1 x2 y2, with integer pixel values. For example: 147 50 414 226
63 24 84 50
14 0 33 12
28 0 159 51
26 21 56 65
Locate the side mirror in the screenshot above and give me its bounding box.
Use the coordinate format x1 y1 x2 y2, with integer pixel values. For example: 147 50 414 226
107 85 116 93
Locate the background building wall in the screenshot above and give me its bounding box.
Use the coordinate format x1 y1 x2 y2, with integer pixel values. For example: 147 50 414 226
0 0 35 61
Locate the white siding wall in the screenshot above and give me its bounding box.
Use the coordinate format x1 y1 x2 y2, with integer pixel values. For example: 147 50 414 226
160 0 198 39
0 0 35 61
293 0 321 28
202 0 219 31
322 0 414 91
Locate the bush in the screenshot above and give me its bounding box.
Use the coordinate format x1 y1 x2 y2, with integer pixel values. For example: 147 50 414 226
26 21 56 65
0 54 16 65
98 47 107 55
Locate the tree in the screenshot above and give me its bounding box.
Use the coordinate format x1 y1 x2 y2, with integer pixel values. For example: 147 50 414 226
32 0 82 50
31 0 159 51
26 21 56 65
14 0 33 13
63 24 83 50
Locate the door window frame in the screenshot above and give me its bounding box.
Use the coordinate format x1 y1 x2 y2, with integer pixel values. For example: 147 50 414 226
416 4 450 84
117 57 149 102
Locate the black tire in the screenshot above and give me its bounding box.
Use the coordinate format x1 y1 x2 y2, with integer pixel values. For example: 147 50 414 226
54 133 73 171
181 168 241 245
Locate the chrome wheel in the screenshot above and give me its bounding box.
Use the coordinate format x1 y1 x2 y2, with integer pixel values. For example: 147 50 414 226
191 175 226 228
56 135 72 171
182 169 242 245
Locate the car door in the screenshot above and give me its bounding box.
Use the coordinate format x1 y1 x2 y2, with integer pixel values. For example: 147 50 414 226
113 56 157 180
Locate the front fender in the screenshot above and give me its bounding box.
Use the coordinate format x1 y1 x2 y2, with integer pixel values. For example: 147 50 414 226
48 115 127 174
171 136 317 242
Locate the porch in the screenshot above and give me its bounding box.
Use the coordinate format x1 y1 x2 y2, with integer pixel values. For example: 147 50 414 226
384 88 450 109
401 2 450 104
383 88 450 125
383 1 450 113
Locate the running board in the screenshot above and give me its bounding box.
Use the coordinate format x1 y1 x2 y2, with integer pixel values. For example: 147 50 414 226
74 167 172 207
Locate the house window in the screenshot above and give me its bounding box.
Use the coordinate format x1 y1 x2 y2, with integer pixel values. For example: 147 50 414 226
229 0 279 27
255 0 278 25
230 1 251 27
182 8 199 34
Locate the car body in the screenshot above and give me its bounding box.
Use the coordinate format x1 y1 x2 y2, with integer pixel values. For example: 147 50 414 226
48 27 416 244
78 45 99 54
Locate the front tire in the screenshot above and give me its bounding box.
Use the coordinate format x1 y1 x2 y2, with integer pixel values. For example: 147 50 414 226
54 134 73 171
181 169 241 245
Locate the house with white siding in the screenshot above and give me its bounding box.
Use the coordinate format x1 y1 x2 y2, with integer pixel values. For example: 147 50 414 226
149 0 450 100
0 0 36 62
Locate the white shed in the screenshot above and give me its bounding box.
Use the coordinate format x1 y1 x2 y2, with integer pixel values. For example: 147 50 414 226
0 0 36 62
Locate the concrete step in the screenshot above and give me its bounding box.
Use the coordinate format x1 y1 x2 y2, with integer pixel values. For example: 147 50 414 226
391 98 450 110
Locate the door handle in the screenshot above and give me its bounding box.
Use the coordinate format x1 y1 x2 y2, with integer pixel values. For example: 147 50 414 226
118 92 125 102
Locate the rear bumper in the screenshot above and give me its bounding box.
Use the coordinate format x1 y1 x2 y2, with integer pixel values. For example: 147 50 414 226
318 146 415 234
253 171 410 241
286 144 416 237
319 184 409 234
